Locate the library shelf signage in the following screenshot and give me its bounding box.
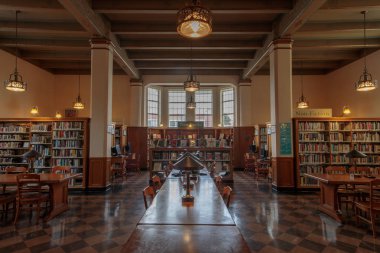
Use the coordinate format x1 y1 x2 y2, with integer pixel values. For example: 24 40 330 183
294 108 332 118
280 123 292 155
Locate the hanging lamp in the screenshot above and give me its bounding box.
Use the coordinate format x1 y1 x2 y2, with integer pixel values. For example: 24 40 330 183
30 106 38 115
186 94 196 109
184 43 200 92
4 11 27 92
177 0 212 38
73 75 85 110
297 62 309 109
355 11 377 91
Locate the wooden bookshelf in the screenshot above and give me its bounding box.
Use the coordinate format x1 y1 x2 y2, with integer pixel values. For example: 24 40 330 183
0 118 89 190
148 127 234 181
294 118 380 189
112 124 127 154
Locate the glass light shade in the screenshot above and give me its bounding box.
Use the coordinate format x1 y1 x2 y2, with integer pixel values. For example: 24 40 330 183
4 71 27 92
343 106 351 116
177 1 212 38
30 106 38 115
355 71 377 91
73 96 85 110
55 111 62 118
297 95 309 109
184 78 200 92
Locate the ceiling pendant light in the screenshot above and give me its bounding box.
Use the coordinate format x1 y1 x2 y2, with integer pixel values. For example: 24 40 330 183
186 94 196 109
297 62 309 109
73 75 85 110
355 11 377 91
177 0 212 39
30 106 38 115
4 11 27 92
184 44 200 92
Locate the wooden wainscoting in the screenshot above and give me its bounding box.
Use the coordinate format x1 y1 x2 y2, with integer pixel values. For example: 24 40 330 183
88 157 111 190
271 157 295 191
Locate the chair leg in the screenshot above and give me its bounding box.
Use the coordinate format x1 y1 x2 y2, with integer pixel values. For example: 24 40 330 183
36 203 40 225
13 204 20 225
371 211 376 237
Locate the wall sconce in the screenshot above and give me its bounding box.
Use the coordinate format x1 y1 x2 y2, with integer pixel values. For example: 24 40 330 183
342 106 351 116
30 106 38 115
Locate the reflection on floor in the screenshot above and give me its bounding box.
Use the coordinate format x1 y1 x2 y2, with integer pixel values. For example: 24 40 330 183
1 171 380 253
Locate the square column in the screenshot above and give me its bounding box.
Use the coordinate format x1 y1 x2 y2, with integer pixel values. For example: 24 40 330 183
129 79 143 126
269 38 295 191
88 38 113 190
238 79 252 126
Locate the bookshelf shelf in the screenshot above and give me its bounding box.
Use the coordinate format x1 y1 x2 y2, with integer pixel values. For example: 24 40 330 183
294 118 380 189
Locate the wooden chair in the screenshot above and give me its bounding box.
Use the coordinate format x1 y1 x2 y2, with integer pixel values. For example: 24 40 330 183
222 186 233 207
354 179 380 237
0 193 16 221
152 175 162 191
326 166 355 211
255 159 270 180
52 166 71 174
215 176 222 190
14 174 50 225
3 167 28 193
126 153 140 173
244 153 257 173
142 186 156 209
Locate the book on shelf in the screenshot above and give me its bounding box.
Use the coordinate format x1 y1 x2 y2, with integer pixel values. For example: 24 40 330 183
170 152 177 160
153 162 162 171
214 152 221 161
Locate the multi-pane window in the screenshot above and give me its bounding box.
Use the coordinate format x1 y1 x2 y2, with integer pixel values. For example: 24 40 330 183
168 90 186 127
222 88 234 127
147 88 159 127
195 90 213 127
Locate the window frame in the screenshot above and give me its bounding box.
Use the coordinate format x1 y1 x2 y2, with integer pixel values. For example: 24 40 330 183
221 88 234 127
168 89 186 128
194 89 213 127
147 87 160 127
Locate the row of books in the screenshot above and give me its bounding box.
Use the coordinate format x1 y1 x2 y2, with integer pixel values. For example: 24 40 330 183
53 131 83 139
52 158 82 167
0 142 29 148
0 134 28 141
299 133 328 142
0 125 29 133
299 143 329 153
352 133 380 142
151 138 232 148
352 122 380 130
52 140 83 148
53 122 83 130
31 135 51 143
299 154 328 164
298 122 327 131
329 122 351 131
354 144 380 153
152 151 230 161
52 149 83 157
31 124 51 132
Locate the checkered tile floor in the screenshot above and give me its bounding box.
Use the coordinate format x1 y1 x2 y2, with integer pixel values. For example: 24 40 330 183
1 172 380 252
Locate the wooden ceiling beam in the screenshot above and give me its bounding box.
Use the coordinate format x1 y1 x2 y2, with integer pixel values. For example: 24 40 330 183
112 23 272 35
0 0 64 12
58 0 139 78
92 0 292 14
120 40 262 50
0 38 89 49
243 0 327 78
134 61 247 69
0 21 86 35
21 51 90 61
292 50 359 60
294 38 380 49
321 0 380 10
128 51 255 61
299 21 380 33
139 69 243 76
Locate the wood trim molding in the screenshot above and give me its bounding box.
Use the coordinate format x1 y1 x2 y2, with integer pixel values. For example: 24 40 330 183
88 157 111 190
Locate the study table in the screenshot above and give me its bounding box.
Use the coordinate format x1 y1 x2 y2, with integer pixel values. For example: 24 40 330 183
304 173 374 223
122 173 250 253
0 173 79 221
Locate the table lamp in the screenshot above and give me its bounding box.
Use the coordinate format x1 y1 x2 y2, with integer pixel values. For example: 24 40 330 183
23 149 41 173
173 152 204 203
345 149 367 173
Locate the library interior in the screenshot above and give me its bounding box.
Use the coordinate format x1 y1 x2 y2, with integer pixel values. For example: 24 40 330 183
0 1 380 253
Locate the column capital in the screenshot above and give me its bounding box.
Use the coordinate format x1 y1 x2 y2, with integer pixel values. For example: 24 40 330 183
269 38 293 51
90 37 113 50
130 79 143 86
238 79 252 87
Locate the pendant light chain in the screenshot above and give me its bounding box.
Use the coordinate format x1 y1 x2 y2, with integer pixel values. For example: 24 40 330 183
15 10 19 72
363 11 367 72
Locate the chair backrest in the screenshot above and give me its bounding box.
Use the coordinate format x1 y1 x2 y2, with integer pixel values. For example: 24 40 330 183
152 175 162 190
215 176 222 188
16 174 42 201
349 166 371 174
52 166 71 174
5 166 27 174
142 186 155 209
369 179 380 208
222 186 232 207
326 166 346 174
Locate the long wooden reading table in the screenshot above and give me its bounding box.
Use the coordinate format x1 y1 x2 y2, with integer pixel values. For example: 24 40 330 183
122 173 250 253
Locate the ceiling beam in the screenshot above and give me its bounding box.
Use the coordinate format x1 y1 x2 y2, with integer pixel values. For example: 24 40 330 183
58 0 139 78
112 23 272 35
292 50 359 60
134 61 247 69
120 40 262 50
21 51 90 61
294 38 380 49
0 38 89 49
0 0 64 12
92 0 292 14
128 51 255 61
139 69 243 76
243 0 327 78
0 21 87 35
320 0 380 10
299 21 380 33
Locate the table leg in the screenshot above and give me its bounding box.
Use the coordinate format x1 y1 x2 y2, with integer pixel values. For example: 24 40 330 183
44 181 69 221
319 182 343 223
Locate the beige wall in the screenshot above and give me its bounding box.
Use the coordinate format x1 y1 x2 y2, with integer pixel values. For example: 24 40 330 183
0 50 55 118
